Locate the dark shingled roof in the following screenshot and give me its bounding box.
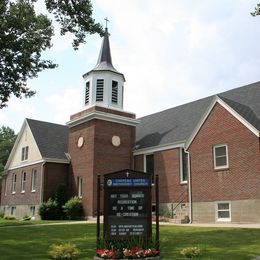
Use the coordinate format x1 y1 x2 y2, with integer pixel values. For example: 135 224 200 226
26 118 69 160
135 81 260 150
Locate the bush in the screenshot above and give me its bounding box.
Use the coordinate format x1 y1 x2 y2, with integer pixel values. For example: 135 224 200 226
63 197 83 220
49 242 80 259
3 215 16 220
180 247 201 258
53 184 69 219
38 199 59 220
0 209 4 218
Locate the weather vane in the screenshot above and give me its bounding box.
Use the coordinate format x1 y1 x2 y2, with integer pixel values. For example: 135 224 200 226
104 17 109 28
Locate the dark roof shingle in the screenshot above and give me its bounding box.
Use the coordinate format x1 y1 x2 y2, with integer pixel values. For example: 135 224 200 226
26 119 69 160
136 81 260 150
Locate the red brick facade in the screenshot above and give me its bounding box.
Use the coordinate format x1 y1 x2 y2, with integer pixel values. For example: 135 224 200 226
0 162 69 207
188 103 260 202
68 108 136 216
1 163 43 206
134 149 188 204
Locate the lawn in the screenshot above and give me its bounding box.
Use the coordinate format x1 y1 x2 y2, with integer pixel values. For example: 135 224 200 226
0 222 259 259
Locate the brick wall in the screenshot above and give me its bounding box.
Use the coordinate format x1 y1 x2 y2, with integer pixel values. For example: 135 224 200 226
43 163 69 201
188 103 260 202
68 110 136 216
1 163 43 206
134 149 188 204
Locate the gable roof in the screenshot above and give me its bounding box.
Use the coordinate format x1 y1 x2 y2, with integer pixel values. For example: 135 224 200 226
135 81 260 152
26 119 69 161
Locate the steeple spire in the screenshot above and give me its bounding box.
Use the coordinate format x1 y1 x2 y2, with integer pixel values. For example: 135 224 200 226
93 27 118 73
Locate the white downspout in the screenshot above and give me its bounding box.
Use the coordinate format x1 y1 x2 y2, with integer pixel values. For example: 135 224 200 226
185 150 192 224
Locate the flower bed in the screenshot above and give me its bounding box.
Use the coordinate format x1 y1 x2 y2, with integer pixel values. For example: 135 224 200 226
95 247 160 259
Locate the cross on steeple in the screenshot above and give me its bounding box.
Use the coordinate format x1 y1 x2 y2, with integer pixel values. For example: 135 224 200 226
104 17 109 29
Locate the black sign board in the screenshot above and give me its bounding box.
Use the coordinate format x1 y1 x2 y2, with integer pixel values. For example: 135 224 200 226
103 170 152 240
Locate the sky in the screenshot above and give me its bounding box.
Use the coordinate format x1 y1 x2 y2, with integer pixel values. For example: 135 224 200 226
1 0 260 133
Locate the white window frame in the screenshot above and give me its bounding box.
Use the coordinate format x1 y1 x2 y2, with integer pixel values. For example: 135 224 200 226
21 146 29 161
213 144 229 170
31 169 36 192
78 177 83 198
180 148 188 184
215 202 231 222
11 173 16 194
21 171 26 193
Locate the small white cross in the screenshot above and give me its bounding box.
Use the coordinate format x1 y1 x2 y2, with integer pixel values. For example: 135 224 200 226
126 171 130 178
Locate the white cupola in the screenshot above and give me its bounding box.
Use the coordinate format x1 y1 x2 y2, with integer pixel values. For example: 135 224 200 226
82 28 125 110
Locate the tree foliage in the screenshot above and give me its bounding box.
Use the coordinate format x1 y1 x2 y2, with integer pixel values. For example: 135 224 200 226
251 2 260 16
0 0 103 108
0 126 16 177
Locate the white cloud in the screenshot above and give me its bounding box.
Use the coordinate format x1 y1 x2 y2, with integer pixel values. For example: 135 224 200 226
46 88 82 124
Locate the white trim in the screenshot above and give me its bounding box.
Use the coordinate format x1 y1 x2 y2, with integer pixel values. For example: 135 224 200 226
217 98 259 137
186 96 260 149
134 141 185 155
179 148 188 184
42 158 70 164
8 158 70 171
215 201 231 222
31 169 37 192
213 144 229 170
67 110 140 128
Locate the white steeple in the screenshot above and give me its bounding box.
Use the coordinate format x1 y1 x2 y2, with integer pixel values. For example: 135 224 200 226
82 27 125 110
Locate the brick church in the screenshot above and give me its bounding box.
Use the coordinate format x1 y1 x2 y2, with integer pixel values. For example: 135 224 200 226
0 28 259 223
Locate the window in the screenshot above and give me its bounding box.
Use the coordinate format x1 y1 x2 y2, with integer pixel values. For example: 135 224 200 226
11 173 16 193
30 206 35 217
11 206 16 216
96 79 104 101
78 177 83 198
145 154 154 183
85 81 90 104
180 148 188 183
21 171 26 192
213 144 228 169
216 202 231 221
111 80 118 104
21 146 29 161
31 169 36 192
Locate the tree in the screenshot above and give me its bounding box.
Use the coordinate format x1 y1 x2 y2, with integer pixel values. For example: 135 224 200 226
251 2 260 16
0 126 16 178
0 0 103 108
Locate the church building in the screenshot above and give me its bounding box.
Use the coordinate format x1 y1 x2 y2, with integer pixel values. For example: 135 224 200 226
1 28 259 223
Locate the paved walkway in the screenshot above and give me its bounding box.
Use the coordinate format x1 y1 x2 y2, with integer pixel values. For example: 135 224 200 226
1 217 260 229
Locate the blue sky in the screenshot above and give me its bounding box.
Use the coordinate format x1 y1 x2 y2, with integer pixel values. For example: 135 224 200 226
1 0 259 133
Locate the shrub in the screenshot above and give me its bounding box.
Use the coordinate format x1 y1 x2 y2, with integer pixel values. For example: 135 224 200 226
38 199 59 220
3 215 16 220
49 242 80 259
180 247 201 258
0 209 4 218
63 197 83 220
53 184 69 219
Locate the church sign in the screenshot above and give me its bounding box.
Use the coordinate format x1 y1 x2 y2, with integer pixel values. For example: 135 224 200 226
103 170 152 240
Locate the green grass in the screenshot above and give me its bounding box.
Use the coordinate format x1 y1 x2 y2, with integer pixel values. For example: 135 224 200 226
0 223 259 259
0 218 76 227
